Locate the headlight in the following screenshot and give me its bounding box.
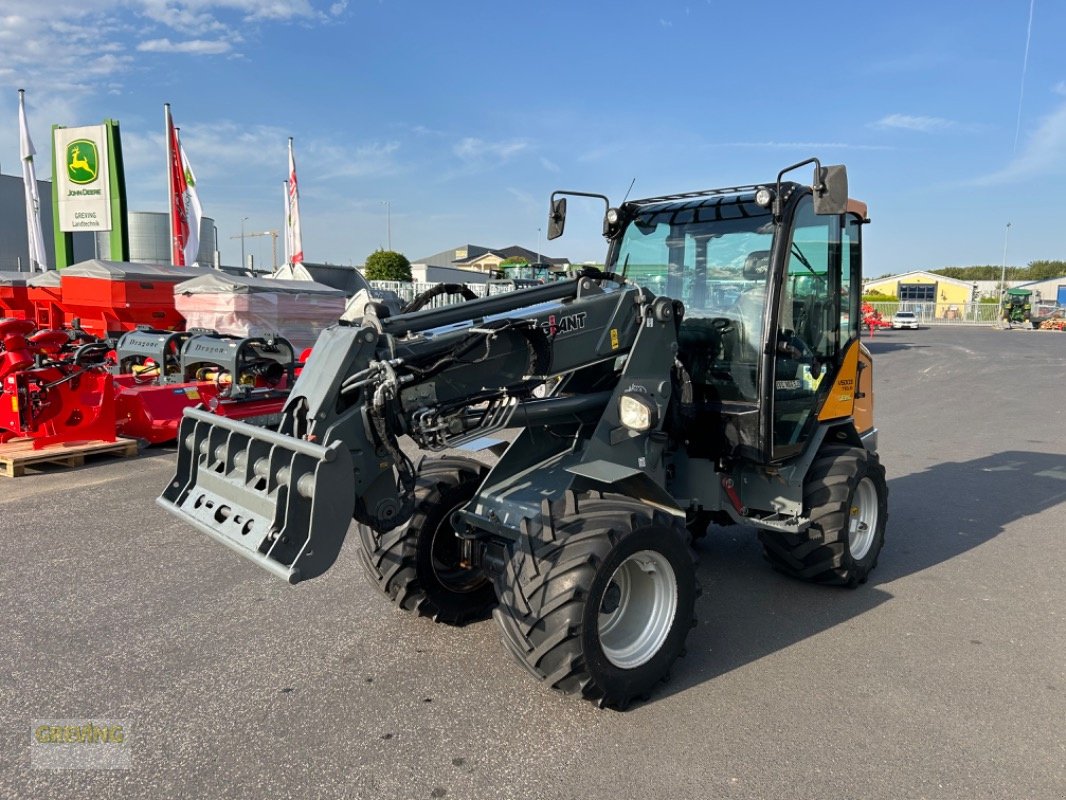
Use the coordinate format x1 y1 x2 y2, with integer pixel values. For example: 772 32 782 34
754 187 774 208
619 392 658 432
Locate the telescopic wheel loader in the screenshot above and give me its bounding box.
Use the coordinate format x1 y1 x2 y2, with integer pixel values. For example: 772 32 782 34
159 158 888 709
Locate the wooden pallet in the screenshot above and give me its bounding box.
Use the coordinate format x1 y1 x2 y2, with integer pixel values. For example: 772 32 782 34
0 437 139 478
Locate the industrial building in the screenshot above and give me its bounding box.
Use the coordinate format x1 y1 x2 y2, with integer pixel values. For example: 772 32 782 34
413 244 570 280
864 270 976 318
0 174 94 269
94 211 216 267
0 173 215 270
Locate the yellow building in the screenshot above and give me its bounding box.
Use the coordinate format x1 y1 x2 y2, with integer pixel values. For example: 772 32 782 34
865 270 975 318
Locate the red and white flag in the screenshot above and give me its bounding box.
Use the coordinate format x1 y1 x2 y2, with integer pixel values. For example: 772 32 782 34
178 134 202 266
287 137 303 265
166 104 203 266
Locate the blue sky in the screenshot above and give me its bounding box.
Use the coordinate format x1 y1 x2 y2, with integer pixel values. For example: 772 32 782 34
1 0 1063 276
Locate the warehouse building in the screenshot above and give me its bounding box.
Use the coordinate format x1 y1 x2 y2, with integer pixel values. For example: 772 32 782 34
1016 277 1066 306
0 174 94 269
865 270 976 318
0 173 215 270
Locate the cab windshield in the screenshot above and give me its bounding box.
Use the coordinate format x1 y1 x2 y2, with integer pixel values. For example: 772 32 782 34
612 198 775 314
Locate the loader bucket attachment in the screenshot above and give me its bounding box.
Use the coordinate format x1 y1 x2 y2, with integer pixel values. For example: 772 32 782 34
157 407 355 584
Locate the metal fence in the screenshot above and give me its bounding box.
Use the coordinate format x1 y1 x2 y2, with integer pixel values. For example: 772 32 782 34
369 280 522 310
866 301 1000 326
368 283 1004 326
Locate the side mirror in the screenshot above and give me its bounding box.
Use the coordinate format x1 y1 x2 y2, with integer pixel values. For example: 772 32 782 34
547 197 567 240
813 164 848 215
742 250 771 281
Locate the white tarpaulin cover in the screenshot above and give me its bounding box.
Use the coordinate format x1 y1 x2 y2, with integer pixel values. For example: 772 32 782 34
63 259 210 281
174 272 345 350
0 271 32 287
270 262 370 296
26 270 62 287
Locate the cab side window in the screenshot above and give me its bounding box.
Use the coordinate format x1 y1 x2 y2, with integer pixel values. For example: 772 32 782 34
772 197 839 458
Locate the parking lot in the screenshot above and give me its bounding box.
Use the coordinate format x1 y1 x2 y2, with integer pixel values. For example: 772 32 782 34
2 326 1064 799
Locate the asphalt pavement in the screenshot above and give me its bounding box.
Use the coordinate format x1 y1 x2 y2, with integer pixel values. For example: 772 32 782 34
1 325 1063 799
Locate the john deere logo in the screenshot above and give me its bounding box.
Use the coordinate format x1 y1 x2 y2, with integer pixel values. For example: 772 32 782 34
66 140 98 184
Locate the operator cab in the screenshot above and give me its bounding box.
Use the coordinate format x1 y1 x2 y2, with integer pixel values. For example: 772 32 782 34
607 177 866 465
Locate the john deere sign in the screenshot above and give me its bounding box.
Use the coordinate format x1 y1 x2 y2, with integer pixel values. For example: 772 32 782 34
54 124 112 232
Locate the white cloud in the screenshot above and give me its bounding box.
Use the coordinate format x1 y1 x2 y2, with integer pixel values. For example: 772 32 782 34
0 1 328 100
137 37 232 54
506 187 537 210
308 140 402 179
242 0 317 22
539 157 560 173
453 137 528 162
872 114 955 133
973 101 1066 185
711 141 893 151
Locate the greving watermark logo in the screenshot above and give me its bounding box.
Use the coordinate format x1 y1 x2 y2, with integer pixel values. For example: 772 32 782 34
30 719 132 770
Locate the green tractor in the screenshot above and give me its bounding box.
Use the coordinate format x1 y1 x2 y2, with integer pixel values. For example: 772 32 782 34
1001 288 1032 329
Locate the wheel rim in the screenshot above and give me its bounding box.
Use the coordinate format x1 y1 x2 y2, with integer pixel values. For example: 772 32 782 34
598 550 678 669
429 501 488 594
848 477 879 561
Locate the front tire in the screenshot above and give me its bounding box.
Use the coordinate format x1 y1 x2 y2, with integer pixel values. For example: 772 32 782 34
493 494 698 709
759 445 888 587
355 456 496 624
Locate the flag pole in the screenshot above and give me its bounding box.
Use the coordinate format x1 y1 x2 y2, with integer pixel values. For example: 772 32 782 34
19 88 29 272
164 103 175 266
283 179 291 266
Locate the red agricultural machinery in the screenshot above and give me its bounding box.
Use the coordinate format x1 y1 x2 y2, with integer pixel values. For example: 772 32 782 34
0 318 115 447
112 327 296 444
0 259 348 458
862 303 891 334
0 318 297 449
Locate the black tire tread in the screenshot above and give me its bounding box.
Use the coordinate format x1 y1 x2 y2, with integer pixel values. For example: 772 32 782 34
759 445 888 587
493 493 699 709
355 455 492 624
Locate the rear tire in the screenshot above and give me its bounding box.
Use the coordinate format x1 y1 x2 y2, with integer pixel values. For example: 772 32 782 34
493 494 698 709
355 456 496 624
759 445 888 587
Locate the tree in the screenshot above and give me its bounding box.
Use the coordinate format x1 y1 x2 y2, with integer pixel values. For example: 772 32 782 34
364 249 412 281
499 256 529 268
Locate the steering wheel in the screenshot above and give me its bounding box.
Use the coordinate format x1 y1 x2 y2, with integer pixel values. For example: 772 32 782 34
776 331 822 378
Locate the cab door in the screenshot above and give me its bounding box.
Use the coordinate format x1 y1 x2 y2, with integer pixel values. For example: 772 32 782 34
770 195 842 460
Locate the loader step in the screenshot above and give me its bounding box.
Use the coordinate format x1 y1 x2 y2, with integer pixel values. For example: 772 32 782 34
0 437 140 478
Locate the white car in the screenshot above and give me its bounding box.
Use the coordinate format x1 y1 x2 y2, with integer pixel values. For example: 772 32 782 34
892 311 920 329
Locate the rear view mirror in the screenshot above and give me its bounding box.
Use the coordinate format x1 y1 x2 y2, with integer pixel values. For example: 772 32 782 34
547 197 567 240
742 250 770 281
813 165 848 215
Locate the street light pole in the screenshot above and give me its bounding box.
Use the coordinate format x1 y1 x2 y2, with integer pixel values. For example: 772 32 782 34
240 216 249 269
536 226 541 265
382 201 391 251
999 222 1012 300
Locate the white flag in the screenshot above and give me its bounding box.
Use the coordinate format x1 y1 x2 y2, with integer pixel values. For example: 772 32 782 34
287 137 303 264
18 90 47 271
178 135 203 266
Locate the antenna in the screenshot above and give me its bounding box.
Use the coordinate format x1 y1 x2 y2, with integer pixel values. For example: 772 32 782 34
621 178 636 205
